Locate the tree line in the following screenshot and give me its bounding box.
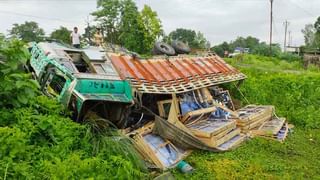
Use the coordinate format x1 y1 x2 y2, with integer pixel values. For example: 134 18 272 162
6 0 210 54
212 17 320 57
301 16 320 52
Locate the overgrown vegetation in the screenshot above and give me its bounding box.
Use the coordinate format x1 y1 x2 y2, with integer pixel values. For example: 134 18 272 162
211 36 303 61
173 54 320 179
0 36 146 179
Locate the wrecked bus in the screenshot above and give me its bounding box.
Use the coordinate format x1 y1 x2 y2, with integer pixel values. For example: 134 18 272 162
28 42 133 125
29 41 289 170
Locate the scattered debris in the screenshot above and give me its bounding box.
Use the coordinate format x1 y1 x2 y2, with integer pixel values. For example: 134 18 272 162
236 105 274 132
129 123 190 170
251 118 289 142
28 41 292 171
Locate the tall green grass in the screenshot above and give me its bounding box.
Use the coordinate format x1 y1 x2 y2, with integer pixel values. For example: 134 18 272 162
227 55 320 128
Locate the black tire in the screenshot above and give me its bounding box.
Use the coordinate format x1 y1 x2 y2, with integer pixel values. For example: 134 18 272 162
153 42 176 56
171 40 190 54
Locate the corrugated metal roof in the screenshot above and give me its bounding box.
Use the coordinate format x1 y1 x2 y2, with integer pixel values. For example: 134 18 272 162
109 54 246 94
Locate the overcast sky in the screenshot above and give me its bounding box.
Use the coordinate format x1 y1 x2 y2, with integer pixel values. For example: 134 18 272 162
0 0 319 46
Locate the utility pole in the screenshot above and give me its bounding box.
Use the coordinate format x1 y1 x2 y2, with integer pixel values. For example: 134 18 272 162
283 20 289 52
288 30 292 46
269 0 274 55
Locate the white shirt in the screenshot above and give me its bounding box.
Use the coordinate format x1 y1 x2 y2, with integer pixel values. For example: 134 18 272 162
70 32 80 45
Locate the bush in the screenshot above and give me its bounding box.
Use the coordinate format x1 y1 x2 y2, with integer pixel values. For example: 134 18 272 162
226 55 320 128
0 37 39 108
277 52 302 62
0 37 147 179
251 43 281 57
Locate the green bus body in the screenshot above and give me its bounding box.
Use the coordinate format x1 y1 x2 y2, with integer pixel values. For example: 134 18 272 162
29 42 133 121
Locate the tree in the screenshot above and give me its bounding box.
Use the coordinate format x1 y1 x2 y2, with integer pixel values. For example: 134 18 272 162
168 28 209 49
251 42 281 57
211 36 280 57
82 25 98 45
118 0 145 53
50 26 71 44
314 16 320 33
302 24 317 48
211 41 231 57
168 28 196 47
92 0 122 44
92 0 162 54
139 5 163 52
314 16 320 49
9 21 45 42
195 31 210 49
244 36 260 50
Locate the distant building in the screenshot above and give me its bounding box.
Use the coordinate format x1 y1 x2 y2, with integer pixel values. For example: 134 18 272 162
286 46 300 55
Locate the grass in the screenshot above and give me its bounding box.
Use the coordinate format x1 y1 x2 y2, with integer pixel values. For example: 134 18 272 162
174 129 320 179
171 54 320 179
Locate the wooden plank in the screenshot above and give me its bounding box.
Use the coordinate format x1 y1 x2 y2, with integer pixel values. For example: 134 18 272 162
239 115 270 131
181 106 216 124
188 120 236 138
157 99 173 118
236 105 274 124
212 101 239 117
197 128 241 148
218 133 246 151
251 118 286 136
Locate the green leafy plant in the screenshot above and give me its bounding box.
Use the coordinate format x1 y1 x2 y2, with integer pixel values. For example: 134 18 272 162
0 37 39 108
0 36 147 179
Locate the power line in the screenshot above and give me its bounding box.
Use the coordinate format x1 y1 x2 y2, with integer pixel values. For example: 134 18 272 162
287 0 316 17
0 10 79 24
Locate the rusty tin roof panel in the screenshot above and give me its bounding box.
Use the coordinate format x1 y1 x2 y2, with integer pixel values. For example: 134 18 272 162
110 54 246 94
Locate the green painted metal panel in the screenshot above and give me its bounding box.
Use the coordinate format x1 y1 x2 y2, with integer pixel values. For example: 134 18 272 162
75 79 133 102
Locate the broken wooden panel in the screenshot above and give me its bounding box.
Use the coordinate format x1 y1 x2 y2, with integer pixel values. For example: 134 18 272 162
251 117 286 136
186 120 236 138
195 128 241 147
218 134 247 151
185 117 242 148
181 106 217 124
130 123 189 169
251 118 289 142
236 105 274 131
143 134 187 168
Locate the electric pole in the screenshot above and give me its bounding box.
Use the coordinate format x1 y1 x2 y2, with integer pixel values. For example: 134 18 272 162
269 0 274 55
283 20 289 52
288 30 292 46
